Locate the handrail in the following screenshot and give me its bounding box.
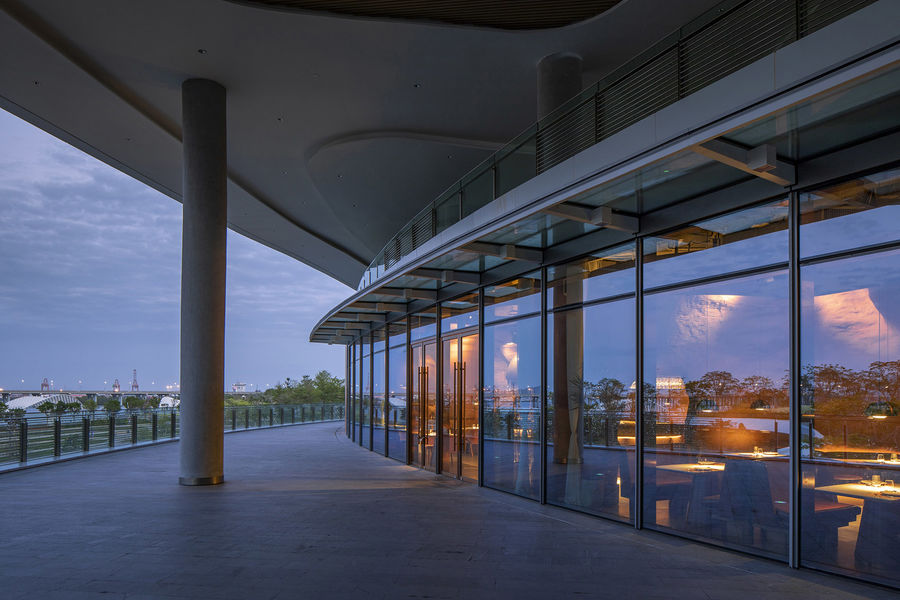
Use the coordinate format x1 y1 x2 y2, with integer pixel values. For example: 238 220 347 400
357 0 876 291
0 403 344 472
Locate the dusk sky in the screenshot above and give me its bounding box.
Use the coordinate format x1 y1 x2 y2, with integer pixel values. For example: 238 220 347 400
0 108 350 392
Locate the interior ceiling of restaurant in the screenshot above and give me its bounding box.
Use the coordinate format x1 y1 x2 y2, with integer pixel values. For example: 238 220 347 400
0 0 721 286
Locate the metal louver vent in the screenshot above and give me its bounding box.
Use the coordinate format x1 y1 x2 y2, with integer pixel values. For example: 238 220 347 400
679 0 795 97
799 0 877 37
598 47 678 141
537 97 597 174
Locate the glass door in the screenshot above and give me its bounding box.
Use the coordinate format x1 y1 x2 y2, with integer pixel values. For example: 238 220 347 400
441 332 480 481
442 337 460 477
460 333 479 482
410 341 437 470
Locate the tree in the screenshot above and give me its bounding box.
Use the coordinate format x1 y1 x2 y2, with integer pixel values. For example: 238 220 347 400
36 400 56 416
81 396 98 415
104 398 121 414
123 396 144 412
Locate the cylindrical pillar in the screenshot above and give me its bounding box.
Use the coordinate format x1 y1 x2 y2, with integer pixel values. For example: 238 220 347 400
537 52 583 121
179 78 227 486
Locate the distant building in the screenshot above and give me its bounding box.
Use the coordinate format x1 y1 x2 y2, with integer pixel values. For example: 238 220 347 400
159 396 179 408
231 382 247 393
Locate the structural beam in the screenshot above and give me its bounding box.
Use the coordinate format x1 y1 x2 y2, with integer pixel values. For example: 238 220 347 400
462 242 543 263
410 268 481 285
692 139 795 186
542 203 639 233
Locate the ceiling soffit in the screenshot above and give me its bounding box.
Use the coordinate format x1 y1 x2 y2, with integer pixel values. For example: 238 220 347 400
230 0 625 30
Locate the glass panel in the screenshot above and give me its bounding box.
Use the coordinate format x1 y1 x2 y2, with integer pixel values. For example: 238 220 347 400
547 298 635 522
361 350 371 448
373 350 385 455
800 167 900 259
799 249 900 586
442 337 459 477
496 147 534 197
547 242 636 307
462 167 494 218
484 316 541 499
643 270 790 558
461 333 480 482
435 192 460 234
484 271 541 323
643 199 788 289
410 310 437 341
388 343 407 462
352 348 359 442
441 292 479 333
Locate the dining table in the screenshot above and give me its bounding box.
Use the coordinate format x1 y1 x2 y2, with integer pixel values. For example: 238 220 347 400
815 481 900 573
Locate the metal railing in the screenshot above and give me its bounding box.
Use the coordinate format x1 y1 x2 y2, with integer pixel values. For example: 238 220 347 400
0 403 344 471
358 0 876 290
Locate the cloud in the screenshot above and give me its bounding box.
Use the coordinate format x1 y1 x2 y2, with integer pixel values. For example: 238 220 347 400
0 108 350 390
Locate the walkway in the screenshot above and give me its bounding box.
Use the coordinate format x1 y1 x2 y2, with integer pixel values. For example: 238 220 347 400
0 423 892 599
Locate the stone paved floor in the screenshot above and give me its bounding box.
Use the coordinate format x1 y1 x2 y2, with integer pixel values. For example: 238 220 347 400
0 422 894 599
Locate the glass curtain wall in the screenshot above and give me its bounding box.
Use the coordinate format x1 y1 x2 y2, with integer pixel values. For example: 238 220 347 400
388 321 408 462
642 198 791 558
373 332 386 455
361 337 371 449
483 273 542 499
546 244 636 521
798 168 900 587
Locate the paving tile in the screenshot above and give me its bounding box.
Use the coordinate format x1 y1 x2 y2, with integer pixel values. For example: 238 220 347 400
0 423 896 600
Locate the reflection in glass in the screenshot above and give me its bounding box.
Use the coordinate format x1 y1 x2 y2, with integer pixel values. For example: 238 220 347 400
441 292 479 333
547 243 635 306
484 316 541 499
800 168 900 258
643 199 788 289
643 271 790 558
410 310 437 341
484 271 541 322
547 298 635 521
800 249 900 587
373 349 385 455
387 342 407 462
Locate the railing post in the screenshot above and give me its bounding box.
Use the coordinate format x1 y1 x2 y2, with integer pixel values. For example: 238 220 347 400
19 419 27 462
280 407 285 425
245 408 250 429
152 412 158 441
291 407 295 424
331 405 335 419
83 417 91 451
257 408 262 427
53 417 62 457
269 407 274 427
301 405 307 422
231 409 236 431
171 412 177 439
131 413 138 444
109 414 116 448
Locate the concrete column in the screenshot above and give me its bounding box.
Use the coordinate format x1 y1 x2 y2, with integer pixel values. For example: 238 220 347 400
537 52 583 121
179 79 227 486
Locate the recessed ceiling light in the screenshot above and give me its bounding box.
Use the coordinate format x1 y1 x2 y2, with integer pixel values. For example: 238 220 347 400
413 83 421 88
337 174 343 179
32 80 40 86
197 48 208 55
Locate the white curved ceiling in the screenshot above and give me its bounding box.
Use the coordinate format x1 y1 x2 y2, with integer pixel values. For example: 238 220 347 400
0 0 720 286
